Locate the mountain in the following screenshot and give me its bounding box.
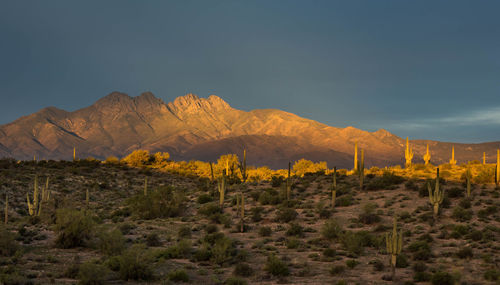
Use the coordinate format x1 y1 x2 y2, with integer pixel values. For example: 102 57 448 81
0 92 498 169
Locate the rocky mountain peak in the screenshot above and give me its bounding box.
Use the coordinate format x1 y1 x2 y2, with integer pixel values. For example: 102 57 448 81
167 93 233 118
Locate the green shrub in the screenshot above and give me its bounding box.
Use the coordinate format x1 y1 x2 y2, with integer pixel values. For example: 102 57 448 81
335 194 354 207
158 240 192 259
251 207 264 222
396 254 409 268
286 223 304 237
329 265 345 275
55 208 95 248
323 248 336 258
370 259 384 271
127 186 185 219
345 259 359 269
118 244 154 281
97 228 125 256
431 271 454 285
484 269 500 281
197 193 213 204
366 172 405 190
225 277 248 285
259 226 272 237
408 240 432 261
198 203 221 217
456 247 473 259
276 208 298 223
0 226 18 256
451 207 473 222
167 269 189 282
264 254 289 277
358 203 381 224
321 219 343 240
178 225 192 239
211 236 237 265
78 261 109 285
234 263 253 277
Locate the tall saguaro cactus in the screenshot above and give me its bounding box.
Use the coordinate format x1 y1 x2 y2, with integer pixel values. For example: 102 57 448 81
465 167 472 198
405 137 413 168
331 167 337 209
496 149 500 186
286 162 292 201
359 149 365 190
423 144 431 165
428 168 445 220
449 146 457 166
27 175 42 216
354 142 358 171
239 149 248 183
73 147 76 161
483 152 486 165
218 173 226 211
386 216 403 280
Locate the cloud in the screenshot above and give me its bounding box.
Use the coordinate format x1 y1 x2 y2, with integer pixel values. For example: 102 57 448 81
389 106 500 130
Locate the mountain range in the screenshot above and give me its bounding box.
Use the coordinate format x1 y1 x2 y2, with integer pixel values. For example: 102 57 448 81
0 92 498 169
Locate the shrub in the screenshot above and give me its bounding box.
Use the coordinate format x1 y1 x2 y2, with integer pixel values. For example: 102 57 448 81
276 208 298 223
55 208 95 248
0 226 18 256
78 261 109 285
408 241 432 261
345 259 359 269
97 228 125 256
264 254 289 277
431 271 454 285
396 254 409 268
321 219 343 240
225 277 248 285
329 265 345 275
456 247 473 259
118 244 154 281
358 203 381 224
286 223 304 237
145 233 161 247
484 269 500 281
366 172 405 190
323 248 336 258
371 259 384 271
178 225 192 239
168 269 189 282
121 150 151 167
211 236 237 265
197 193 213 204
446 187 464 198
259 226 272 237
127 186 186 219
158 240 192 259
251 207 264 222
234 263 253 277
451 207 473 222
336 194 354 207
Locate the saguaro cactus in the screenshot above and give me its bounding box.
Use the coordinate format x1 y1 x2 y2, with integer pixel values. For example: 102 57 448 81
496 149 500 186
73 147 76 161
286 162 292 201
41 177 50 202
428 168 445 220
27 175 42 216
239 149 248 183
331 167 337 209
386 216 403 280
354 142 358 171
483 152 486 165
218 174 226 211
423 144 431 165
209 162 215 182
465 167 472 198
405 137 413 168
85 188 90 208
359 149 365 190
449 146 457 166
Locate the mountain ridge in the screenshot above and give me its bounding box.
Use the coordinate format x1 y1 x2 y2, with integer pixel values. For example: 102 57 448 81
0 92 498 169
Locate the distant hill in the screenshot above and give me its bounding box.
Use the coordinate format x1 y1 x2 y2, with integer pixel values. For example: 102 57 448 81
0 92 498 168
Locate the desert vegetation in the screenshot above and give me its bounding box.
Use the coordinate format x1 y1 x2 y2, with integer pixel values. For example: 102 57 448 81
0 146 499 284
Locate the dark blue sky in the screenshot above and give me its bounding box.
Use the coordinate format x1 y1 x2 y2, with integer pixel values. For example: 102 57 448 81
1 1 499 142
